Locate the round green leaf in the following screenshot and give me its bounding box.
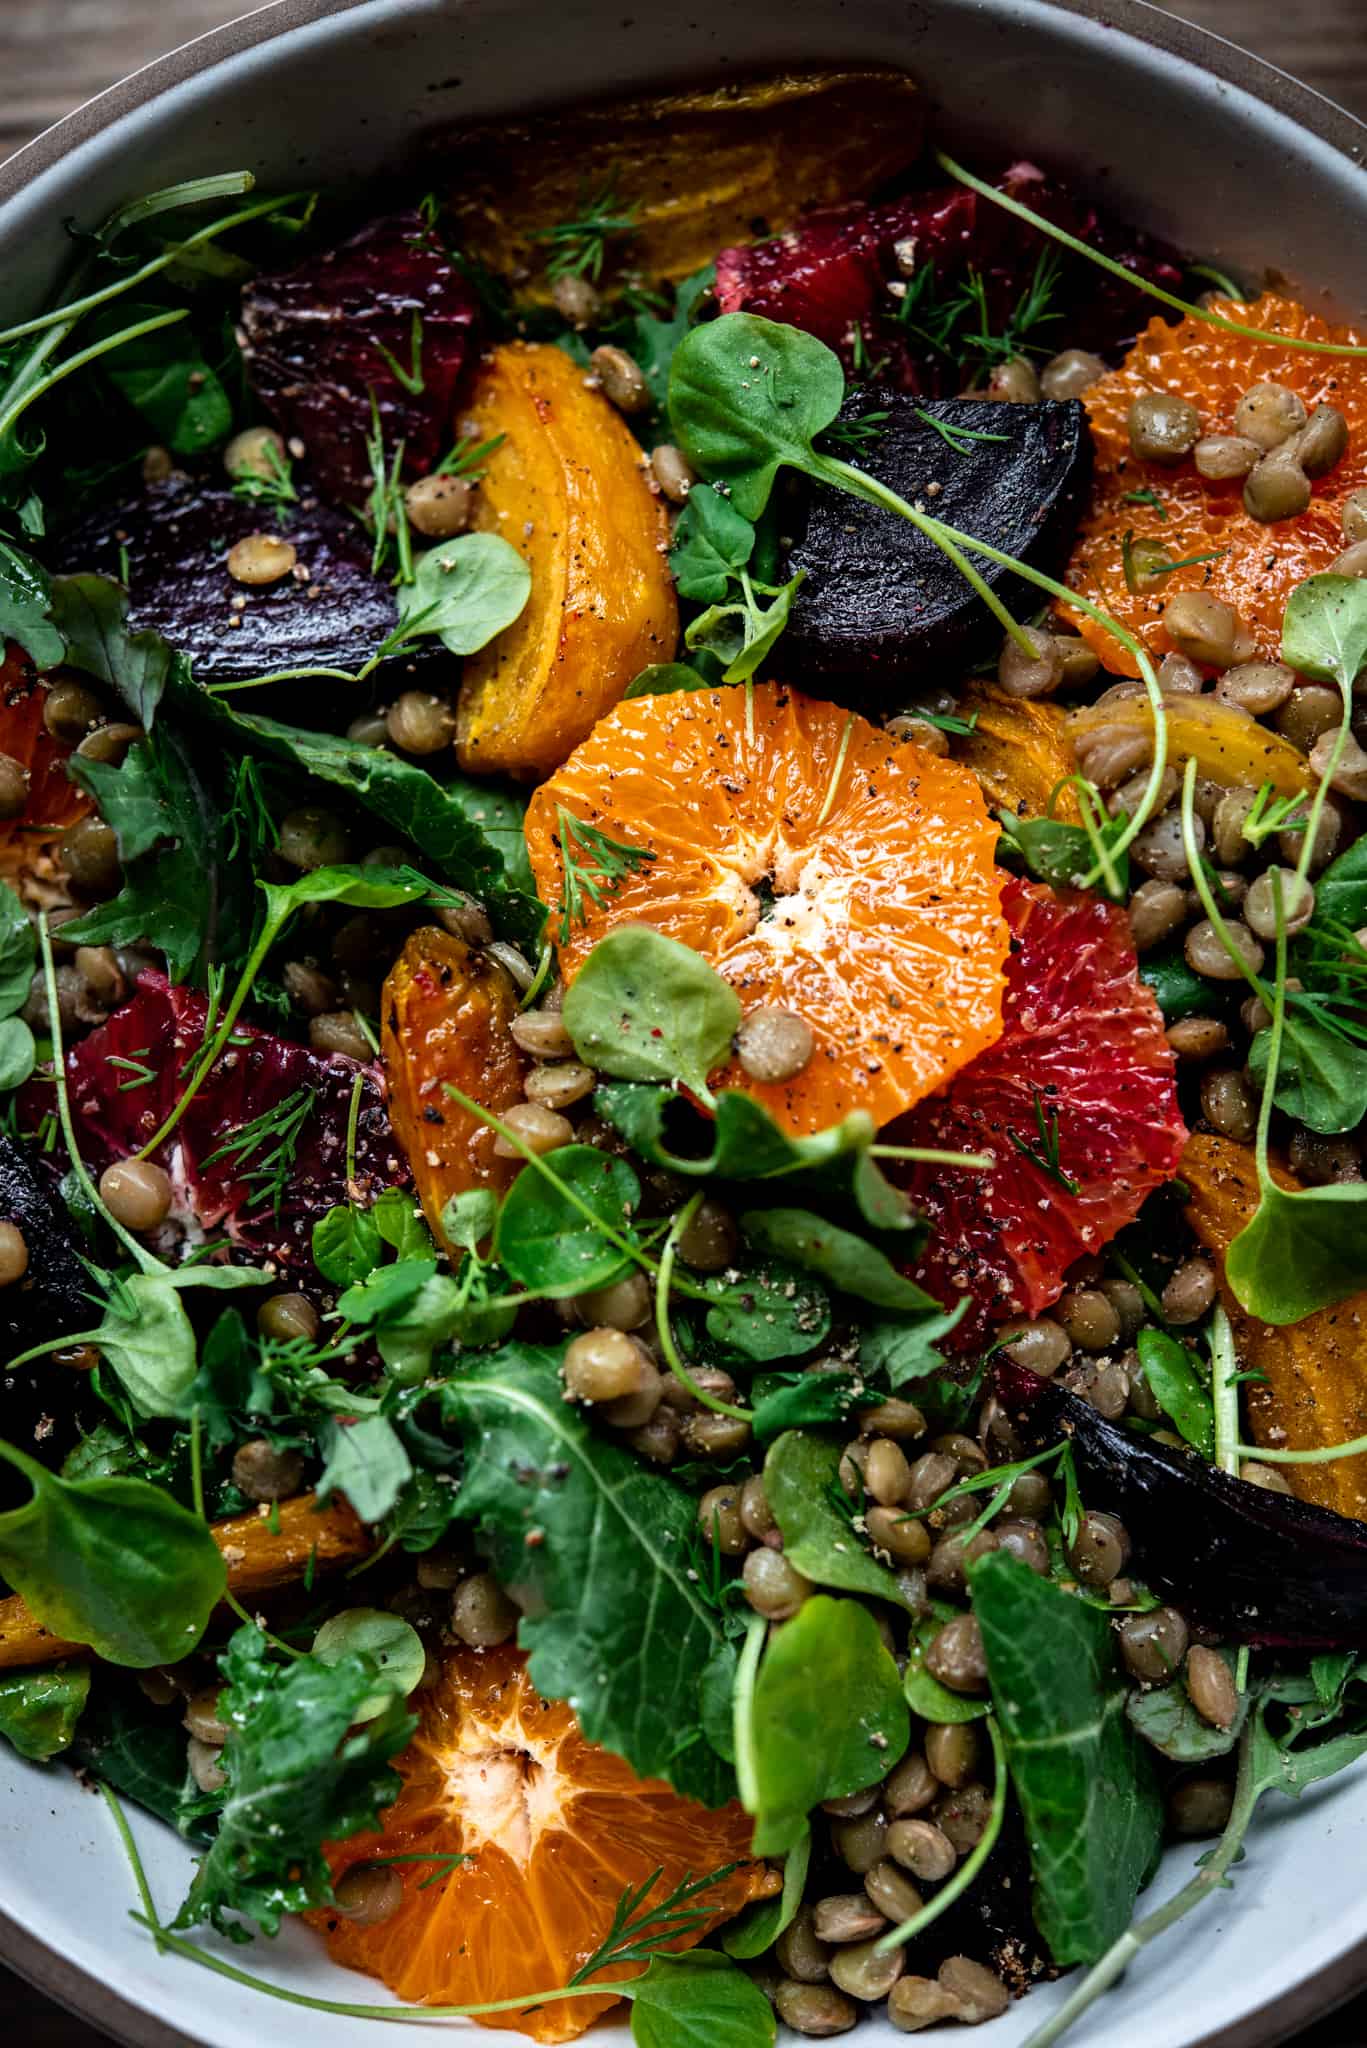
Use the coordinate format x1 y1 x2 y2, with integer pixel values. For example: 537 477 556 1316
311 1607 426 1721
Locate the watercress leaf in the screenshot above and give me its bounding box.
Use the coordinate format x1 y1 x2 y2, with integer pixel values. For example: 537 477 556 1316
1248 1011 1367 1135
312 1202 384 1287
372 1187 435 1259
628 1950 776 2048
335 1256 437 1326
1280 572 1367 694
310 1607 425 1721
315 1414 414 1524
749 1369 859 1440
625 662 712 700
86 301 232 455
0 539 63 668
702 1261 831 1363
764 1432 917 1609
971 1549 1164 1967
1311 832 1367 934
738 1595 909 1855
174 1623 415 1937
382 1468 463 1555
0 1440 226 1667
1135 1329 1215 1458
721 1828 810 1959
0 880 35 1021
1125 1656 1246 1762
375 1272 508 1379
0 1017 33 1094
495 1145 641 1297
96 1272 199 1420
671 486 758 604
999 810 1130 897
68 738 178 862
904 1602 992 1724
739 1208 936 1313
669 313 845 519
47 573 178 729
684 568 805 684
620 262 717 412
564 927 741 1098
439 1343 733 1804
440 1187 498 1255
1226 1175 1367 1323
0 1663 91 1761
858 1300 972 1387
398 532 531 656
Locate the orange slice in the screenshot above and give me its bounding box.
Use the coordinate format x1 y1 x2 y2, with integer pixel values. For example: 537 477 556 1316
317 1647 772 2041
523 682 1009 1135
1063 292 1367 674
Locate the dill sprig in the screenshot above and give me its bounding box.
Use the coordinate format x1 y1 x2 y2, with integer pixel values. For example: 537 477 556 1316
1007 1087 1079 1195
898 246 1065 377
106 1050 157 1092
372 310 426 397
554 807 656 944
532 179 639 282
821 409 891 452
201 1085 317 1217
566 1865 740 1986
912 408 1010 458
361 392 413 583
435 430 507 480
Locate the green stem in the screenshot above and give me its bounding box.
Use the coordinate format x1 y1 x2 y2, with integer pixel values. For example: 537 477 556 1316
935 149 1367 360
1179 759 1276 1007
732 1612 767 1813
876 1717 1007 1952
4 1326 104 1372
344 1071 365 1192
204 664 367 694
655 1195 751 1419
0 309 190 450
1235 1431 1367 1464
135 908 287 1160
868 1143 992 1170
98 171 257 244
189 1407 206 1522
815 711 857 829
1209 1304 1239 1478
1018 1725 1261 2048
97 1783 166 1952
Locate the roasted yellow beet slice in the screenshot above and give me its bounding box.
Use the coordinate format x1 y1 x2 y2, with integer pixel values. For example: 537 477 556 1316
1068 692 1313 797
455 344 678 779
952 684 1082 822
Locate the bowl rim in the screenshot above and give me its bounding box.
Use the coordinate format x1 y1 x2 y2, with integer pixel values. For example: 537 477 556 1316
1 2 1366 2044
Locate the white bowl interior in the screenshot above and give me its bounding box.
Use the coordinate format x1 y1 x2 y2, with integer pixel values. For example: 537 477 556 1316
3 2 1367 2044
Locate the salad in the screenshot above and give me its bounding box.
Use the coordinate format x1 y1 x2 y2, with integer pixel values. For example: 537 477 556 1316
3 63 1367 2048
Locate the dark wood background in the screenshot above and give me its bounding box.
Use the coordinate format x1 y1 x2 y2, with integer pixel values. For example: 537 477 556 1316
1 1 1365 2043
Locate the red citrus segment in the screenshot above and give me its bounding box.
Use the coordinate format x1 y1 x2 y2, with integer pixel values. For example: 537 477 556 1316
0 643 91 877
318 1647 771 2041
887 878 1186 1339
523 683 1009 1135
1063 293 1367 675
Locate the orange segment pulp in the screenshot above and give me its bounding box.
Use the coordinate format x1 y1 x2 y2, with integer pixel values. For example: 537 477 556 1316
524 683 1009 1136
317 1647 772 2041
1063 292 1367 675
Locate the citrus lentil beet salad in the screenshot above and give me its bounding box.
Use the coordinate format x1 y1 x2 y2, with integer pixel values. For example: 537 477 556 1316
5 67 1367 2048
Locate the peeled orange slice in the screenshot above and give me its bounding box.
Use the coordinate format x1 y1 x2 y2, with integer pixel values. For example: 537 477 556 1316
524 683 1008 1135
1064 292 1367 674
318 1647 772 2041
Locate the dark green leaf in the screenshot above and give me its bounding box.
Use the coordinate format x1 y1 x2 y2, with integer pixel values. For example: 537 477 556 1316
1226 1174 1367 1324
95 1273 198 1419
336 1256 437 1325
625 663 712 700
684 569 804 685
764 1432 916 1609
0 540 63 668
1135 1329 1214 1458
48 574 178 729
999 809 1130 897
87 301 232 455
628 1950 776 2048
0 1663 90 1760
670 486 757 604
738 1596 909 1855
440 1187 498 1255
721 1829 810 1959
495 1145 641 1297
971 1550 1164 1967
174 1624 415 1936
621 263 716 411
739 1208 935 1313
669 314 844 520
1280 573 1367 695
1125 1658 1246 1763
749 1370 859 1440
1312 833 1367 935
439 1344 733 1804
701 1261 831 1363
397 532 531 656
315 1415 414 1524
564 928 741 1098
0 1017 36 1091
1248 1010 1367 1135
69 738 180 862
310 1608 425 1720
0 1439 225 1667
372 1187 434 1259
68 1680 209 1837
903 1601 993 1724
312 1203 384 1287
0 882 35 1020
1140 947 1223 1024
858 1302 971 1387
699 1637 740 1764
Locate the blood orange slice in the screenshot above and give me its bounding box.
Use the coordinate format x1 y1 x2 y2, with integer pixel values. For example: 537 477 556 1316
0 643 91 879
317 1646 772 2041
887 877 1186 1339
524 683 1008 1135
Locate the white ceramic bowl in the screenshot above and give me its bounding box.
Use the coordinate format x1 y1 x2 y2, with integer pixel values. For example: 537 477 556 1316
4 3 1367 2043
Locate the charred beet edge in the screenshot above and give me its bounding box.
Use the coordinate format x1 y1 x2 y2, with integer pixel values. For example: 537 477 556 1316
54 477 442 686
999 1364 1367 1648
781 394 1091 683
32 975 409 1273
239 211 479 503
715 162 1184 388
0 1132 97 1470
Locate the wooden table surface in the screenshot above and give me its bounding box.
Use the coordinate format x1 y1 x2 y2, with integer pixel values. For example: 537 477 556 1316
2 1 1366 2044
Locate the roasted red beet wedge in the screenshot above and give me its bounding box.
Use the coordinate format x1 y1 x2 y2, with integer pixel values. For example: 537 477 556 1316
1000 1365 1367 1649
51 975 409 1273
715 163 1184 386
239 211 480 502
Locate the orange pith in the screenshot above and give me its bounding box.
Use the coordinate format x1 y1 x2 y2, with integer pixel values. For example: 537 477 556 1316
317 1647 772 2041
1063 292 1367 675
523 682 1009 1135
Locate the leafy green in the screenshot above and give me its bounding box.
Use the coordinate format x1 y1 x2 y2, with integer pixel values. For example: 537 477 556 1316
618 263 717 412
0 1439 225 1667
0 881 35 1018
86 301 232 455
764 1432 916 1609
312 1203 384 1287
0 1017 35 1090
1247 1008 1367 1135
68 1681 210 1837
999 807 1130 900
174 1624 415 1937
720 1829 810 1959
564 927 741 1100
671 487 757 604
749 1369 858 1440
315 1415 414 1524
669 314 845 520
736 1597 909 1855
1280 571 1367 694
701 1261 831 1363
311 1609 425 1720
739 1208 936 1313
439 1344 733 1804
627 1950 776 2048
0 1664 90 1760
1226 1176 1367 1323
1140 947 1222 1024
1312 831 1367 933
95 1273 199 1419
904 1602 992 1725
48 573 180 729
625 663 711 700
1125 1657 1247 1763
684 568 805 684
0 540 63 667
69 737 179 861
1135 1329 1214 1458
858 1301 971 1387
495 1145 640 1296
396 532 531 656
971 1550 1163 1967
